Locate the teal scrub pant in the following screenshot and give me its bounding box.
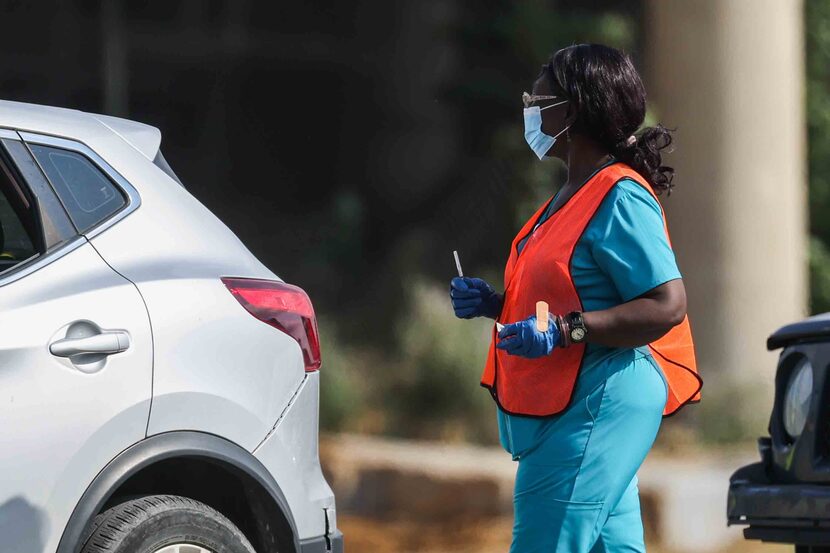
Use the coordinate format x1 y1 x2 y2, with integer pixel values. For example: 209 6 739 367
505 352 667 552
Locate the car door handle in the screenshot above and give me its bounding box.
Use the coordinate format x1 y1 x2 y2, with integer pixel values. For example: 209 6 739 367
49 330 131 357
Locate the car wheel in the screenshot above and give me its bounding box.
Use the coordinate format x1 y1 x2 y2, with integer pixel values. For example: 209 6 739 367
81 494 255 553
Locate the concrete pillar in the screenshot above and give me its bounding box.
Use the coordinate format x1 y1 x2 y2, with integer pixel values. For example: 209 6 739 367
645 0 807 437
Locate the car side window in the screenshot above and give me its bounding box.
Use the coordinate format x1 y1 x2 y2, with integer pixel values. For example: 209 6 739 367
29 145 126 233
1 139 76 252
0 170 37 274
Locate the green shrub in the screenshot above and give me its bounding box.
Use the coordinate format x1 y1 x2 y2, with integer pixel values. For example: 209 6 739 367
383 280 500 444
318 317 368 433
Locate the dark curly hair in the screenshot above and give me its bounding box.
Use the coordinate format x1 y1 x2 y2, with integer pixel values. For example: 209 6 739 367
542 44 675 194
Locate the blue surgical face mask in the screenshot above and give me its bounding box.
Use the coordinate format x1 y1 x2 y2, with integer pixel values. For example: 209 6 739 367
523 101 570 160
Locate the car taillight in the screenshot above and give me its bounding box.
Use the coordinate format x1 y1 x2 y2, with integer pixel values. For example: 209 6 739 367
221 277 321 372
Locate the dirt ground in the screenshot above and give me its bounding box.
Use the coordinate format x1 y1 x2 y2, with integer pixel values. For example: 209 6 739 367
337 514 791 553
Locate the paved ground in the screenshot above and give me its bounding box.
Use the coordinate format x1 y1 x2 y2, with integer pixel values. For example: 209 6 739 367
322 433 792 553
337 514 791 553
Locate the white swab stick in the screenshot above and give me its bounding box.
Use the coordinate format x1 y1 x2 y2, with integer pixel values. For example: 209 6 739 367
453 250 463 277
536 301 549 332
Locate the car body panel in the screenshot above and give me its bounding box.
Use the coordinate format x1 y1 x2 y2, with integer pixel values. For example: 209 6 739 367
71 129 305 451
131 275 306 450
767 312 830 350
91 113 161 161
729 464 830 546
0 99 157 152
255 371 335 540
0 239 153 553
16 124 305 452
730 466 830 524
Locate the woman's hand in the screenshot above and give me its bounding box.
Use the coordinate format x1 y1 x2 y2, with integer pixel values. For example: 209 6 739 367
449 277 503 319
496 314 561 358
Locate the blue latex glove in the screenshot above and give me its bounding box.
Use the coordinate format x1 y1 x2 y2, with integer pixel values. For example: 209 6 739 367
496 314 560 358
449 277 503 319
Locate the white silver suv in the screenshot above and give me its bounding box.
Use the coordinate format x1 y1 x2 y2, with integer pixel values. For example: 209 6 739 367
0 100 341 553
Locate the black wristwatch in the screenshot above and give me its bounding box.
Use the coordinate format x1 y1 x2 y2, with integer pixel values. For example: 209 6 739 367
565 311 587 344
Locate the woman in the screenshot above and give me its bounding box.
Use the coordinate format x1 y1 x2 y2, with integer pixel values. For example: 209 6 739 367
449 44 702 552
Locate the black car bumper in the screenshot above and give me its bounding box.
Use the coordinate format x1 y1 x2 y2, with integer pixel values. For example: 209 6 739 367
729 462 830 545
299 530 344 553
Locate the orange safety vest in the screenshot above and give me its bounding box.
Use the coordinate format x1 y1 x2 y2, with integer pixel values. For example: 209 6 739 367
480 162 702 417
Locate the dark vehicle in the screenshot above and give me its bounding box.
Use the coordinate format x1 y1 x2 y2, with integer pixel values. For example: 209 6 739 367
728 313 830 552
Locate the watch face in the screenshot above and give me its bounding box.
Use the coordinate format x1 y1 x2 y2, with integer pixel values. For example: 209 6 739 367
571 327 586 342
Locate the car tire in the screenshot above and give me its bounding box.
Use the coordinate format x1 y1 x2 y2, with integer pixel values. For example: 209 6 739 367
80 494 256 553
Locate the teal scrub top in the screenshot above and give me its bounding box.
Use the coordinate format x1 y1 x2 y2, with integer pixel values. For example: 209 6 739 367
497 168 682 458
